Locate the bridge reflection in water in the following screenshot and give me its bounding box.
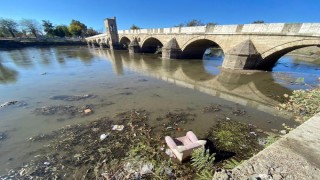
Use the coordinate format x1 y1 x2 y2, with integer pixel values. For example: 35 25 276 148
89 48 291 117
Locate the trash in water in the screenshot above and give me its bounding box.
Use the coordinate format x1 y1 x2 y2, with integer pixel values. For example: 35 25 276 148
112 125 124 131
100 133 109 141
140 163 153 175
84 108 92 115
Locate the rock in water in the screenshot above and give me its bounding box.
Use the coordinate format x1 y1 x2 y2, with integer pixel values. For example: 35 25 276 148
0 101 18 108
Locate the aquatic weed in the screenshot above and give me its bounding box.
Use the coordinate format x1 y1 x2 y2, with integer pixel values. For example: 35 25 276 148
279 88 320 122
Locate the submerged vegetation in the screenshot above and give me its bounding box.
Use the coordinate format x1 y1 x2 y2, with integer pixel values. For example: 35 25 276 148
206 119 263 160
279 88 320 122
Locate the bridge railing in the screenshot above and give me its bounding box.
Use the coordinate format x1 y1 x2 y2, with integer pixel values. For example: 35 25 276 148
118 23 320 36
87 23 320 40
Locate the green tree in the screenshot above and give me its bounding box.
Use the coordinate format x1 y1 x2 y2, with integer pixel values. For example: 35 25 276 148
186 19 205 26
86 27 99 36
207 22 217 26
69 20 87 37
0 18 19 37
54 25 71 37
42 20 55 37
174 23 185 27
252 20 265 24
20 19 41 38
130 24 140 30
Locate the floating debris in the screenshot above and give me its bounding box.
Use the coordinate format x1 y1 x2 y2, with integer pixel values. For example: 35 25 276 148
50 94 96 101
33 104 94 117
1 109 266 179
232 108 246 116
162 111 196 132
2 110 197 179
111 125 124 131
100 133 109 141
34 105 80 116
203 104 221 113
84 108 92 115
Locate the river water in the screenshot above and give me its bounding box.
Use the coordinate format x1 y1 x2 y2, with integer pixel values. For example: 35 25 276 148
0 46 319 174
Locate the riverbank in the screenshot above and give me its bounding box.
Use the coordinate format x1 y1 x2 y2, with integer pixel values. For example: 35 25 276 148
287 46 320 64
0 39 87 49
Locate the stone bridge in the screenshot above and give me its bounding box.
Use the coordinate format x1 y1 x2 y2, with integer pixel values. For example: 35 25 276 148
85 17 320 70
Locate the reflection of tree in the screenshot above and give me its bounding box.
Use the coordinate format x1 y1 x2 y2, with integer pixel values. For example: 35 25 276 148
8 49 34 68
38 48 53 66
55 47 94 63
0 63 18 84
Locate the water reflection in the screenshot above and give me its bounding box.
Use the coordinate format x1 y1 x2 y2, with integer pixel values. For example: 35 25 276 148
0 63 18 83
89 48 292 116
55 47 95 63
275 55 320 74
1 47 316 115
7 50 34 68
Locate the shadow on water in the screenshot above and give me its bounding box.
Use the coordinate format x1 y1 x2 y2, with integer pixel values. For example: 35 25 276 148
204 139 236 163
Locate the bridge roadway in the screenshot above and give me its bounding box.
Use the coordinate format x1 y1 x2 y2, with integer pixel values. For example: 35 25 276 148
86 20 320 71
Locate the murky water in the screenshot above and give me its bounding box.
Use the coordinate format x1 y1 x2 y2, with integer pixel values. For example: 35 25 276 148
0 46 319 174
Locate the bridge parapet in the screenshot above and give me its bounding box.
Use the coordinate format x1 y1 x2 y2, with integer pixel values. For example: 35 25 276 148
117 23 320 36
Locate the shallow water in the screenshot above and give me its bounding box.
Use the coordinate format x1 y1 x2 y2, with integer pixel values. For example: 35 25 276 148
0 46 319 174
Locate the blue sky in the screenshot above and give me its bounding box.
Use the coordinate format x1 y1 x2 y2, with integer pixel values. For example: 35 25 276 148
1 0 320 32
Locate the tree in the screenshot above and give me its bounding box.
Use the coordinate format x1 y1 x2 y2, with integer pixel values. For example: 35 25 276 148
86 27 99 36
186 19 205 27
174 23 185 27
20 19 41 38
130 24 140 30
0 18 19 37
174 19 205 27
54 25 71 37
207 22 218 26
69 20 87 37
252 20 265 24
42 20 55 37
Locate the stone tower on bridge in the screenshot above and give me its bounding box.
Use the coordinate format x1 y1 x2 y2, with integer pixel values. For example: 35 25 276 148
104 17 119 49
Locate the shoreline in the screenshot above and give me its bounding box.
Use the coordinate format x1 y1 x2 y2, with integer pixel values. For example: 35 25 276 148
0 39 87 49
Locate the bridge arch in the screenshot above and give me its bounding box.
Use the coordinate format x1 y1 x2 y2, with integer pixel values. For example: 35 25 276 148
181 38 224 59
141 37 163 53
257 39 320 70
119 36 131 49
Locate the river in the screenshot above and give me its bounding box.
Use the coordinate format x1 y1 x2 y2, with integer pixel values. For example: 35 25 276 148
0 46 319 175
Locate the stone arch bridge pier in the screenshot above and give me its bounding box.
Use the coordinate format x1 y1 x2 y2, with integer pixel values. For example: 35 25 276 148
86 18 320 71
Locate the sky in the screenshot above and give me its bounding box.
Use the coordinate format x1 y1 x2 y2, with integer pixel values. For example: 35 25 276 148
1 0 320 32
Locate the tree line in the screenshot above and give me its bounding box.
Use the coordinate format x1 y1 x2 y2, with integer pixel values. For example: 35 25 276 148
0 18 100 38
